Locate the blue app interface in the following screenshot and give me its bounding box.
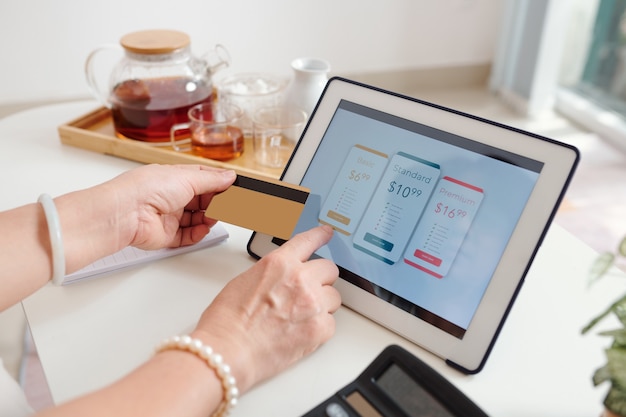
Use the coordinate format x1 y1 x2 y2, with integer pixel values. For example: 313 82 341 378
295 100 541 338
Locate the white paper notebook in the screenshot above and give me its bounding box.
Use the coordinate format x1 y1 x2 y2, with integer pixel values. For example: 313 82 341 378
62 223 229 285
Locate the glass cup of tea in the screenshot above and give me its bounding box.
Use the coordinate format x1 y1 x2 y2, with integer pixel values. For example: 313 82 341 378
170 102 244 161
252 106 307 168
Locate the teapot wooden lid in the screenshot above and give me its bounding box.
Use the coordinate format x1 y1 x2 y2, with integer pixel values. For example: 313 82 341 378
120 29 190 54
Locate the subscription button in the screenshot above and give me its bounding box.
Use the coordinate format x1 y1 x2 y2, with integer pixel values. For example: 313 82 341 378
326 210 351 226
364 233 394 252
413 249 442 266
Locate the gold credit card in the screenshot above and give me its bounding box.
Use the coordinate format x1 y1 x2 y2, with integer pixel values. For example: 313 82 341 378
205 173 310 240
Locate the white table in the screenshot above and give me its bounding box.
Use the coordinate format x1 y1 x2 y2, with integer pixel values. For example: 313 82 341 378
2 101 622 416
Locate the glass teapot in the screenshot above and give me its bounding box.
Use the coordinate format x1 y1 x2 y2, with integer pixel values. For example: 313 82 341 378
85 29 230 143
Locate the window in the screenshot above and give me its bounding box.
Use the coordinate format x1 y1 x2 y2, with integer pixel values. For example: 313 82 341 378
491 0 626 148
570 0 626 117
557 0 626 150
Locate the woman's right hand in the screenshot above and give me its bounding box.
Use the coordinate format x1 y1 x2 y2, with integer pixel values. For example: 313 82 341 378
191 225 341 393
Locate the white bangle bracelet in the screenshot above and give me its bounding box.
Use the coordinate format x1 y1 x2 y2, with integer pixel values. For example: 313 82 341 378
38 193 65 285
155 335 238 417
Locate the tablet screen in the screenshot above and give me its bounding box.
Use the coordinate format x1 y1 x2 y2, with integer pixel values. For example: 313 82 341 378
290 100 542 339
250 77 579 372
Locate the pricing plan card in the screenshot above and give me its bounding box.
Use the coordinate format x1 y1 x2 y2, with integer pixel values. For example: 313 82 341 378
352 152 441 264
403 176 484 278
318 144 389 235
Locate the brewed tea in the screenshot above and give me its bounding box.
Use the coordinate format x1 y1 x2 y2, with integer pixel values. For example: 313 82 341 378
110 76 213 142
191 125 244 160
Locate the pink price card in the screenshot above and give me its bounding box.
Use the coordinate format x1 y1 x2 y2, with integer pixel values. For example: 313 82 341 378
403 176 484 278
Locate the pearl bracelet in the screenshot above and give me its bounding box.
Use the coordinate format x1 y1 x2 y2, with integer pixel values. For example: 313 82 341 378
38 193 65 286
155 335 238 417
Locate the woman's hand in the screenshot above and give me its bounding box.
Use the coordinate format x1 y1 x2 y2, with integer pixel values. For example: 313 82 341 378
103 164 237 250
1 164 236 309
50 164 235 276
192 225 341 393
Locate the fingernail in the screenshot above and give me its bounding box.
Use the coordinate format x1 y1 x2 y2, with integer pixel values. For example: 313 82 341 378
222 170 237 180
320 224 334 233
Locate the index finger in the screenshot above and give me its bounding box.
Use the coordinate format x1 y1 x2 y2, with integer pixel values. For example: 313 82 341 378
279 225 334 262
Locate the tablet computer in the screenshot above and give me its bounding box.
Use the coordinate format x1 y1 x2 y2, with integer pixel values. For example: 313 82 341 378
247 77 579 374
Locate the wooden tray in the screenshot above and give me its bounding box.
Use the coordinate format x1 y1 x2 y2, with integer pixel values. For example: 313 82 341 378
58 107 283 178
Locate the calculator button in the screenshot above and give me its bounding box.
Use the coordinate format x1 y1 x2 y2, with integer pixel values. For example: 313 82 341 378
325 402 350 417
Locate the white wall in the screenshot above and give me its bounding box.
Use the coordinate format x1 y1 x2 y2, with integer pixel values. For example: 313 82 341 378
0 0 503 105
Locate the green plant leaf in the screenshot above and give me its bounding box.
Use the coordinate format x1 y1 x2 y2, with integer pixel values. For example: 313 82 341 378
599 328 626 348
589 252 616 285
607 347 626 390
594 363 611 386
585 234 626 415
604 384 626 417
583 293 626 334
619 235 626 258
617 302 626 329
601 348 626 415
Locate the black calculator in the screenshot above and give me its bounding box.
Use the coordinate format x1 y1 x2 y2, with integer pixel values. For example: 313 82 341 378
302 345 488 417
